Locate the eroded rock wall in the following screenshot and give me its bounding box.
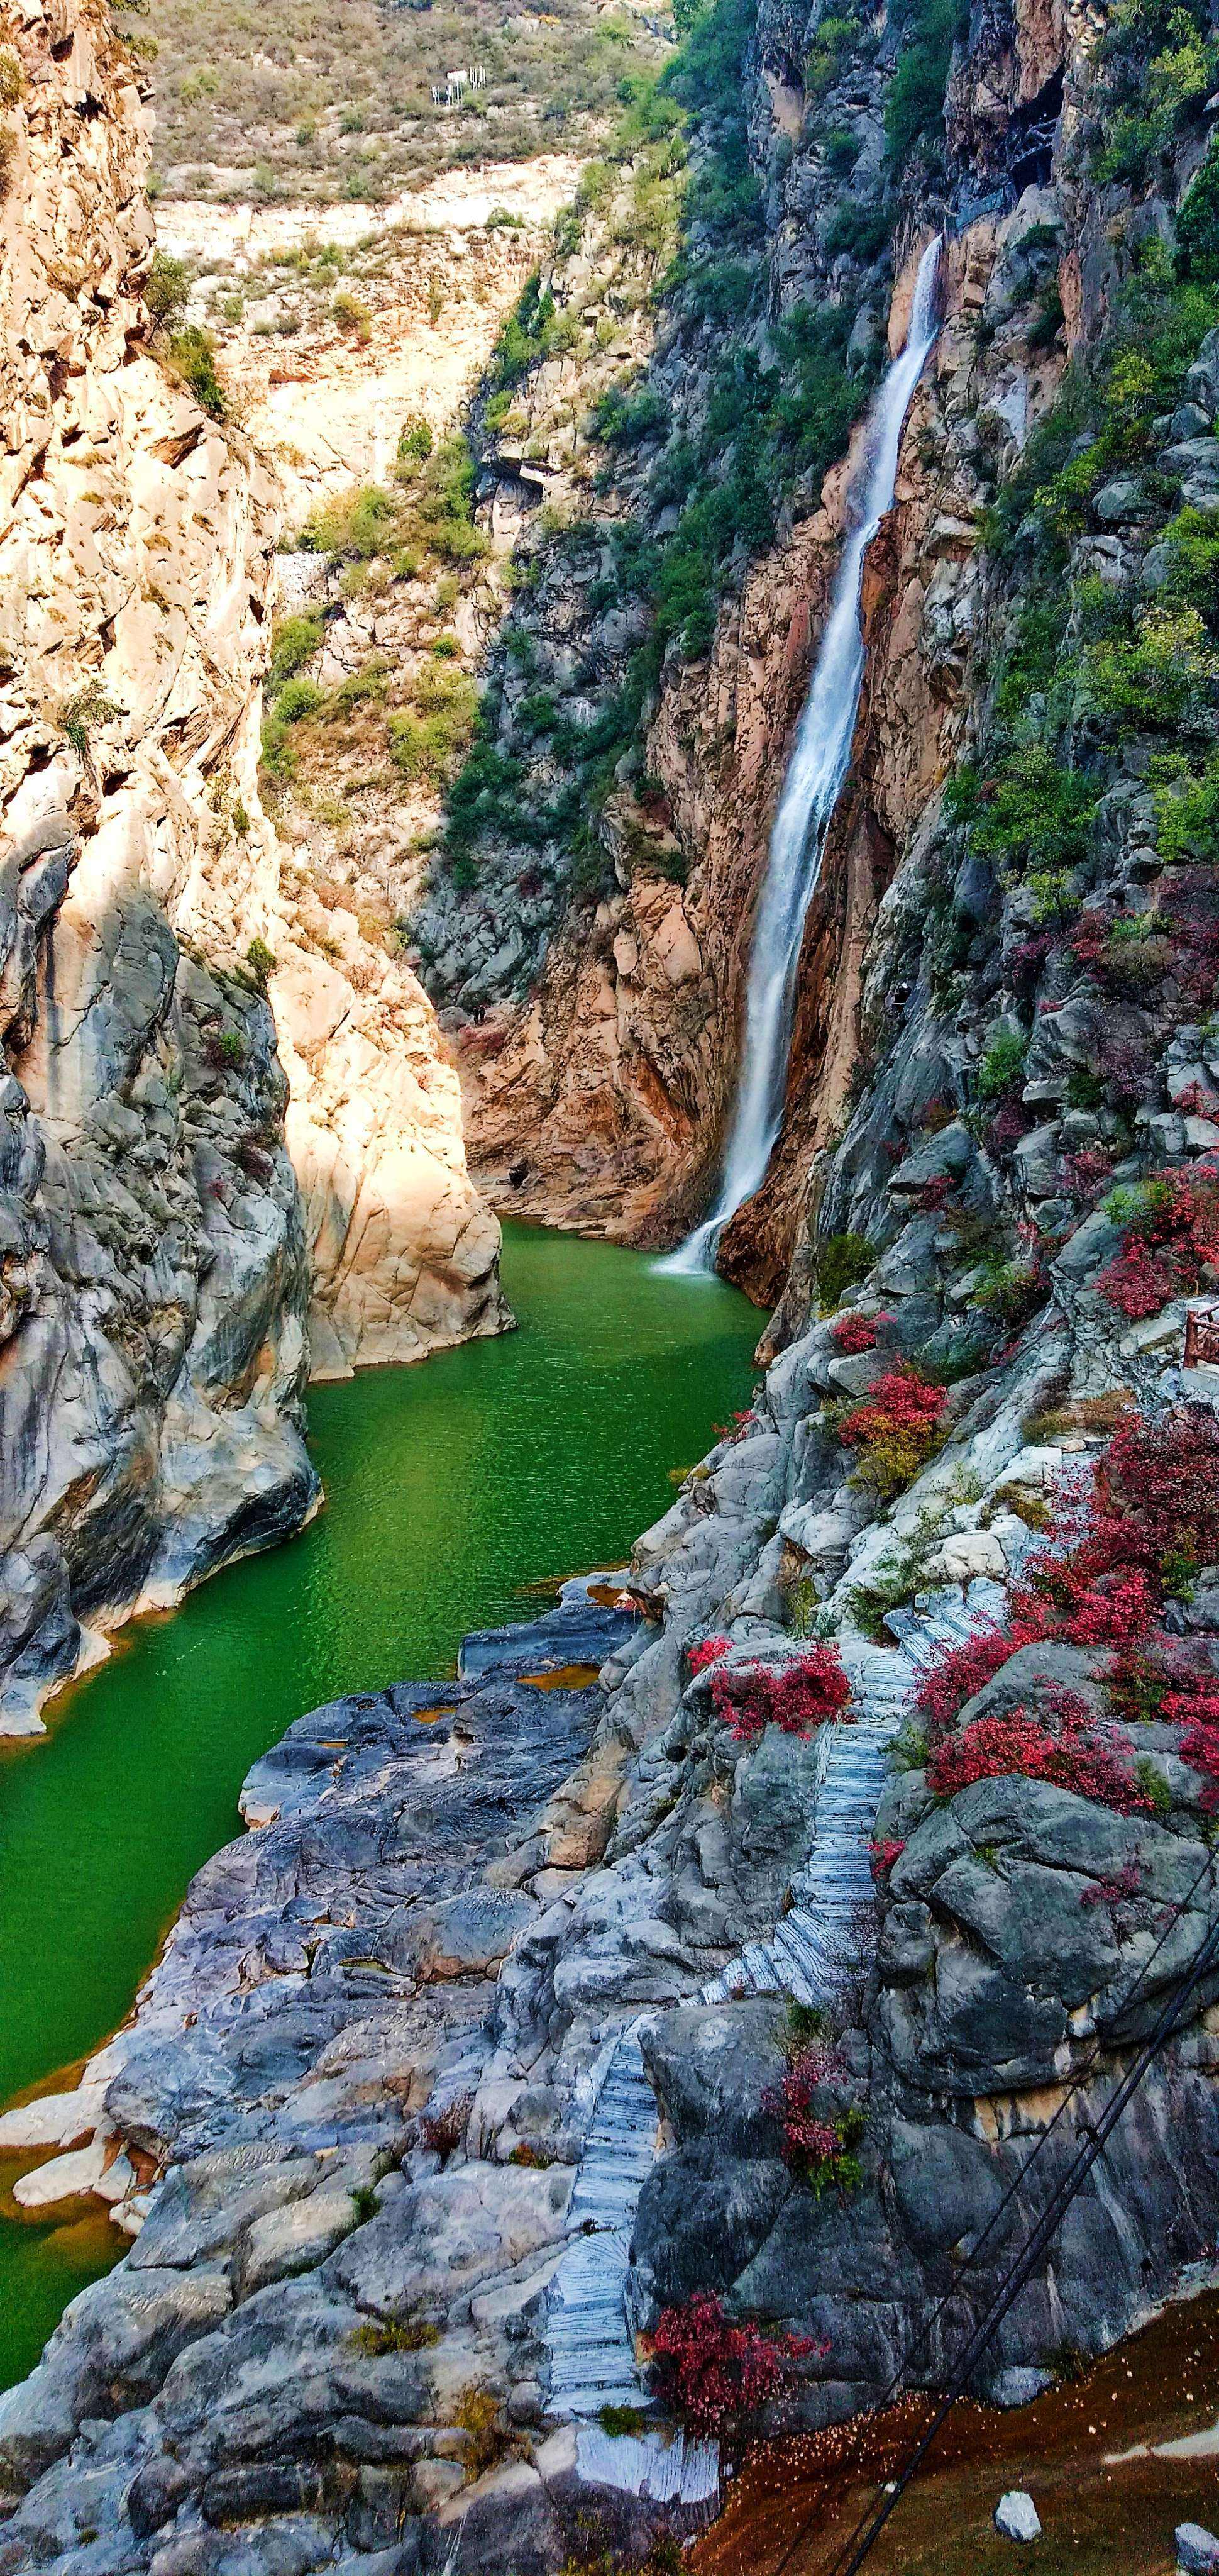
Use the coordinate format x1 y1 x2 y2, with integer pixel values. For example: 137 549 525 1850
0 0 505 1729
0 0 319 1731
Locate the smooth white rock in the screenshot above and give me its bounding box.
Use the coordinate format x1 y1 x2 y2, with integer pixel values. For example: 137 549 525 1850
11 2133 110 2207
995 2491 1042 2543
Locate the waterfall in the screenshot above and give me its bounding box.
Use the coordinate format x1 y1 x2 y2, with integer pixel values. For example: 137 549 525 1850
664 235 943 1277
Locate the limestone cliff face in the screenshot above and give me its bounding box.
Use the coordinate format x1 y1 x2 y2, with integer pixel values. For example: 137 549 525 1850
409 0 1067 1300
0 0 505 1729
273 917 506 1383
0 0 320 1732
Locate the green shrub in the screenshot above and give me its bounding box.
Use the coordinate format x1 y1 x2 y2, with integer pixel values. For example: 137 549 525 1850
165 324 225 419
824 198 890 262
397 411 433 465
885 0 967 165
977 1030 1027 1102
146 248 190 332
246 937 277 990
300 484 397 561
815 1231 876 1312
268 614 323 689
272 677 325 724
1082 604 1219 736
1178 133 1219 282
593 381 670 445
60 683 118 758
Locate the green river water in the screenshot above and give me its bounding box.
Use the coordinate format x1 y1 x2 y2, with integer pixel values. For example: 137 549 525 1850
0 1223 758 2393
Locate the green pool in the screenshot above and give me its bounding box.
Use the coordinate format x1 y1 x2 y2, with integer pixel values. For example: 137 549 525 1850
0 1223 759 2392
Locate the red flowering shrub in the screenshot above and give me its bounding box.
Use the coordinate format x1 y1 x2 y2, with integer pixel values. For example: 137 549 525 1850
711 1645 851 1745
688 1635 731 1677
1175 1081 1219 1118
1097 1243 1176 1318
1101 1406 1219 1564
914 1619 1037 1736
1080 1859 1145 1916
830 1311 890 1354
649 2294 819 2436
1179 1718 1219 1808
869 1837 906 1879
903 1407 1219 1826
714 1409 758 1445
836 1368 949 1499
925 1704 1150 1813
1099 1178 1219 1316
764 2047 867 2194
1061 1149 1111 1205
1096 1033 1153 1106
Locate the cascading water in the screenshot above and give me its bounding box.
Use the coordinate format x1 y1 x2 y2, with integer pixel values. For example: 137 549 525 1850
665 234 943 1275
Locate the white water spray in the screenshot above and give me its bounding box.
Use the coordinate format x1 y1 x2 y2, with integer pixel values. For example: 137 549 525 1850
665 235 943 1276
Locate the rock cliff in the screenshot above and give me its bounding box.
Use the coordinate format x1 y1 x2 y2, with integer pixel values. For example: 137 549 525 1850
0 0 317 1733
0 0 508 1731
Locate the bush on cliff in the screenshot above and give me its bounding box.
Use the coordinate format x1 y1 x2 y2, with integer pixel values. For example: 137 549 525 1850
764 2043 867 2192
834 1367 949 1498
649 2293 817 2436
709 1645 851 1744
909 1410 1219 1809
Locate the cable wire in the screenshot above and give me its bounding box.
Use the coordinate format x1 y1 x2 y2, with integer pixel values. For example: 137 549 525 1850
768 1841 1219 2576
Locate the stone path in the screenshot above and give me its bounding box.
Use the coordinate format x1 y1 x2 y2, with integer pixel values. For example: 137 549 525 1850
541 1583 1007 2467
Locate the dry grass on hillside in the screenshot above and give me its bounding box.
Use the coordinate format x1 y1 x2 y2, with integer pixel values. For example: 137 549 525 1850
145 0 669 204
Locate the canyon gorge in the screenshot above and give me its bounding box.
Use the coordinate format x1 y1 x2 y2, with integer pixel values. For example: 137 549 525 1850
3 0 1219 2562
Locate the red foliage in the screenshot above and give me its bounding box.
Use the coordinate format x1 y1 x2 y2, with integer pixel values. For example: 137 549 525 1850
1101 1405 1219 1562
914 1620 1034 1736
837 1370 948 1451
714 1409 758 1445
763 2046 866 2192
911 1406 1219 1813
1097 1242 1176 1318
869 1837 906 1879
925 1704 1149 1812
917 1175 957 1211
1060 1148 1111 1204
711 1645 851 1745
991 1101 1032 1153
1095 1033 1152 1106
650 2294 819 2435
689 1636 732 1676
1067 909 1111 968
1100 1179 1219 1314
1080 1859 1145 1913
1174 1081 1219 1118
1179 1718 1219 1808
830 1311 890 1354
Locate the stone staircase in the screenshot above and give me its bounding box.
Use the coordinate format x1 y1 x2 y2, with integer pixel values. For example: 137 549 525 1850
541 1582 1007 2474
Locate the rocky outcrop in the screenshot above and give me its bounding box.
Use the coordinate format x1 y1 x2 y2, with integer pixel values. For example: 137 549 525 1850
0 0 317 1733
0 0 510 1732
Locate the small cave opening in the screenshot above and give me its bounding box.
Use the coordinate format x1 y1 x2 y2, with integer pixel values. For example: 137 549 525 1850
1007 66 1064 189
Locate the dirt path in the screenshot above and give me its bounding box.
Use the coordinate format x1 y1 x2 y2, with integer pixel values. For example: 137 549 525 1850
695 2289 1219 2576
